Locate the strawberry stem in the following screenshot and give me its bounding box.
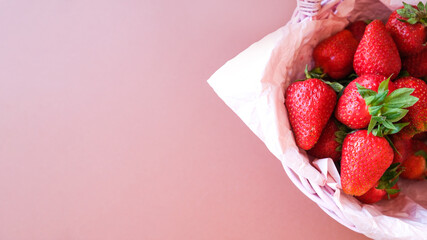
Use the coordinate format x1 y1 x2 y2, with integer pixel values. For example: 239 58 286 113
385 135 400 156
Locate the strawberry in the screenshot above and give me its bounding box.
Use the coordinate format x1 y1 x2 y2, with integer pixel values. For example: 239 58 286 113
285 78 337 150
353 20 401 80
335 75 417 136
313 30 359 80
386 2 427 57
400 150 427 180
356 184 386 204
394 76 427 139
335 74 393 129
403 49 427 78
356 183 400 204
346 20 367 42
341 130 394 196
308 118 347 161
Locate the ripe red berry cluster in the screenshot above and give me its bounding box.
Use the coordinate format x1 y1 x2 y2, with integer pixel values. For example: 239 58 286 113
285 2 427 204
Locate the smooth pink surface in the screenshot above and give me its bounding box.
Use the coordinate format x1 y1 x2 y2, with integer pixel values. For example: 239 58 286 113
0 1 369 239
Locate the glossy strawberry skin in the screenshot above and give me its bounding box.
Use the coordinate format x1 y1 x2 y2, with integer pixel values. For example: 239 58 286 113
335 74 395 129
394 77 427 139
308 118 341 161
346 20 367 42
353 20 401 80
285 78 337 150
386 8 426 57
403 49 427 78
313 30 358 80
356 184 386 204
341 130 394 196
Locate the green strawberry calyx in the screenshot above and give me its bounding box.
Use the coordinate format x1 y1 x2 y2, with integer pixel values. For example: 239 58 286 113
356 77 419 137
376 163 403 199
303 66 344 93
396 2 427 26
305 65 326 79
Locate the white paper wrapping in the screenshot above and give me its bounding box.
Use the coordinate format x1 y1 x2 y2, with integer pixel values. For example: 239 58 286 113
207 0 427 239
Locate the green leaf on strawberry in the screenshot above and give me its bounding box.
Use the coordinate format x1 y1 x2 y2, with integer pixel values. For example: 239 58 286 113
303 65 344 92
305 65 326 79
334 120 350 151
418 1 425 12
356 77 419 136
323 80 344 93
376 162 403 199
396 1 427 27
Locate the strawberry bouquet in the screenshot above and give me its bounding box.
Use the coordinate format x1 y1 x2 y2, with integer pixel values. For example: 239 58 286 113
208 0 427 239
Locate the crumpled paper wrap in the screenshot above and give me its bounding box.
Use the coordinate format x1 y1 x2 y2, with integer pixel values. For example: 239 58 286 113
207 0 427 239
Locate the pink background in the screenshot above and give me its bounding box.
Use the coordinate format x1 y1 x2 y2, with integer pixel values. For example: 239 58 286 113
0 0 370 239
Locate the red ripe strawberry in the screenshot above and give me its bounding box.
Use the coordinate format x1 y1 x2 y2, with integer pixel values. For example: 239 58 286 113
391 135 412 163
313 30 359 80
403 49 427 78
341 130 394 196
346 20 367 42
357 181 400 204
285 78 337 150
401 151 426 180
308 118 346 161
335 75 396 129
394 76 427 139
386 3 427 57
356 184 386 204
353 20 401 80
